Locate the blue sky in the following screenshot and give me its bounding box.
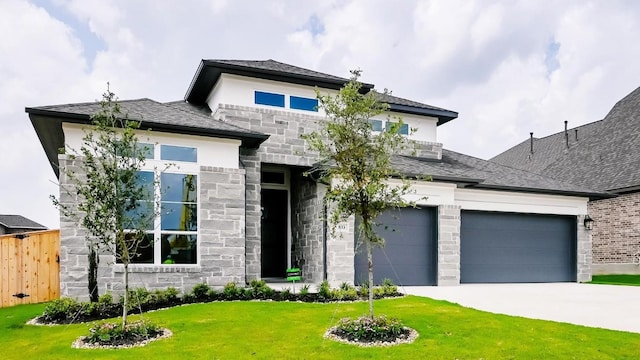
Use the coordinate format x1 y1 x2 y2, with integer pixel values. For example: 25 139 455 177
2 0 640 228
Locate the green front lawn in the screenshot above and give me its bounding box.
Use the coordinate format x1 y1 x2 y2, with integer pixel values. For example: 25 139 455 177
1 296 638 359
590 274 640 286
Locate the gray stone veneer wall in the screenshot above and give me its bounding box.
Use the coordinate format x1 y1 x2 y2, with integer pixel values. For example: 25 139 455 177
437 205 461 285
398 140 443 160
576 214 593 282
325 215 356 287
290 173 327 282
58 154 246 300
589 193 640 274
219 105 325 282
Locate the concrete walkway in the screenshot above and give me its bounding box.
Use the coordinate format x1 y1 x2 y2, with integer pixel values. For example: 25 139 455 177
403 283 640 333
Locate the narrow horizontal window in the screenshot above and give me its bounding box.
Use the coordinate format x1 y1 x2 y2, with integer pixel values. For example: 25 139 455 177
161 145 197 162
369 119 383 132
290 96 318 112
255 91 285 107
386 122 409 135
262 171 285 184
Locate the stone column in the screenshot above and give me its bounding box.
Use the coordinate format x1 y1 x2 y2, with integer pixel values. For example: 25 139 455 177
576 214 593 282
325 215 355 287
437 205 461 286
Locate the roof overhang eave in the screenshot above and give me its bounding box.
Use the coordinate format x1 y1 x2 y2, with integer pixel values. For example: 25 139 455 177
467 184 615 201
25 108 269 149
184 60 375 104
386 103 458 125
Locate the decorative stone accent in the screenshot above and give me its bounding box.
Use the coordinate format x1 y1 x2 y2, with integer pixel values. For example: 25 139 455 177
437 205 461 285
291 173 327 283
325 215 356 287
576 214 593 282
589 193 640 274
398 140 443 160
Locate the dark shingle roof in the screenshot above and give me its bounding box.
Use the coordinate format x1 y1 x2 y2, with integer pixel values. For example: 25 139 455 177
375 92 458 125
391 149 608 199
212 59 351 83
0 215 47 230
27 98 268 147
185 59 458 124
492 86 640 193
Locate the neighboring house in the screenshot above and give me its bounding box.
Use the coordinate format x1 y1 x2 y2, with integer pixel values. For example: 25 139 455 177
0 214 47 235
492 86 640 275
27 59 607 300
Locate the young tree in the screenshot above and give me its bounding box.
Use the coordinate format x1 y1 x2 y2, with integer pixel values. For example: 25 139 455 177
303 70 416 318
52 86 158 327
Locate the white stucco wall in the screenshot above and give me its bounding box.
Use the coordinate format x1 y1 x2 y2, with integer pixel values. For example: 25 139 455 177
62 123 241 169
387 178 589 215
370 113 438 143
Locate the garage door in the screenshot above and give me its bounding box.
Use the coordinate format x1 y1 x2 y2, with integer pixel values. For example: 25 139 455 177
354 207 437 286
460 211 577 283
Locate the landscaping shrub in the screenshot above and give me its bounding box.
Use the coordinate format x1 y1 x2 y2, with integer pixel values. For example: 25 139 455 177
381 278 399 296
38 281 404 325
331 315 409 343
223 282 242 300
318 280 331 300
84 319 162 346
249 279 274 299
41 297 87 323
191 283 211 301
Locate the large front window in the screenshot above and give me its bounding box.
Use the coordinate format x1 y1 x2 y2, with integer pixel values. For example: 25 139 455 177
119 143 199 265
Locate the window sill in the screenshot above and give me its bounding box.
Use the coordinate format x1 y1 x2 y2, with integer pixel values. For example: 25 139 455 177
113 264 202 273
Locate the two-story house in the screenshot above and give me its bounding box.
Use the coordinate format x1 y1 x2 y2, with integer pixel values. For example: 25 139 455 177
28 59 607 300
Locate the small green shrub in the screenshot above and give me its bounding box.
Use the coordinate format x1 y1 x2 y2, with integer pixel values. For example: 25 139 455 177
380 278 399 296
358 282 369 297
318 280 331 299
249 279 274 299
191 283 211 300
223 282 242 300
164 287 179 302
206 287 219 300
331 288 358 301
332 315 409 343
182 293 196 303
41 297 86 323
300 284 310 296
85 319 162 346
279 288 292 301
339 282 355 291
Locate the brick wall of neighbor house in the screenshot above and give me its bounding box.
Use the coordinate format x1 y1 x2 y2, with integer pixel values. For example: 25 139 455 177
437 205 461 285
291 172 327 282
58 154 247 300
589 193 640 274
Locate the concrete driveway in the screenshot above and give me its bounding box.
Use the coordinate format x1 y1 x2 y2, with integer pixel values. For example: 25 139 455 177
403 283 640 333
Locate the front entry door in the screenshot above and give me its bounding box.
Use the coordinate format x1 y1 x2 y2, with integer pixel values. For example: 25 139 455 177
261 189 288 278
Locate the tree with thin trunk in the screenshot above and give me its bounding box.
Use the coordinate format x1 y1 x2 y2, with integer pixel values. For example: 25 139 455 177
303 70 416 318
52 86 159 327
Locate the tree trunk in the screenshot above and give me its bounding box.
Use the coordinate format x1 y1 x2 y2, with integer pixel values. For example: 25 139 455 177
88 246 99 302
122 263 129 328
367 241 374 319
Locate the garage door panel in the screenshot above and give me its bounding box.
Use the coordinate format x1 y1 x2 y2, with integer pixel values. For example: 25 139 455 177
355 207 436 286
461 211 576 283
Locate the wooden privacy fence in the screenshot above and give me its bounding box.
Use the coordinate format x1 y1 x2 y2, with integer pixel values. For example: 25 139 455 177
1 230 60 307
